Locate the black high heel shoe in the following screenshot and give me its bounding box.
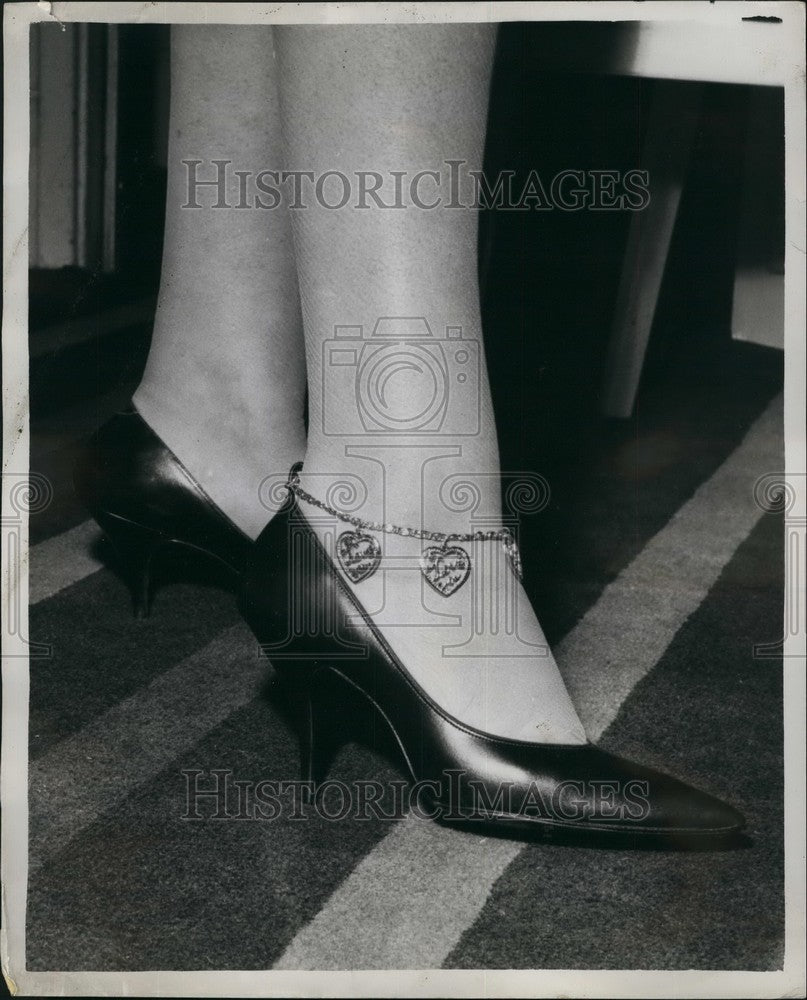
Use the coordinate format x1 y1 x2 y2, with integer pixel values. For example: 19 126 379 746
73 406 253 617
239 483 745 844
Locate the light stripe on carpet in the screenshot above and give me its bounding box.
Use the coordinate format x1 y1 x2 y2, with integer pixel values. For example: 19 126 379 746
30 519 103 605
28 622 262 873
272 392 782 971
274 813 521 971
561 393 783 740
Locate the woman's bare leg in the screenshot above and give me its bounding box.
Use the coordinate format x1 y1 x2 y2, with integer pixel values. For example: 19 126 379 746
276 24 586 744
133 25 306 539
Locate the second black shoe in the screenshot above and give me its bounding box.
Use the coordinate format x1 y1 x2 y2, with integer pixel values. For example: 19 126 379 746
74 406 254 617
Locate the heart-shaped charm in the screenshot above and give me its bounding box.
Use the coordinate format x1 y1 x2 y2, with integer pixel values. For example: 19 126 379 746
420 545 471 597
336 530 381 583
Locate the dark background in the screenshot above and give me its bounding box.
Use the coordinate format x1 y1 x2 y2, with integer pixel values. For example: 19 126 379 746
27 21 783 441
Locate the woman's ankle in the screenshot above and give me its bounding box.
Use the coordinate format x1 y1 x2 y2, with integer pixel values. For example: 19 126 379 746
301 436 504 537
132 383 305 540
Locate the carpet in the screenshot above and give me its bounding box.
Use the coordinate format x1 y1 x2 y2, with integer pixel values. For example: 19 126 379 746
23 339 784 972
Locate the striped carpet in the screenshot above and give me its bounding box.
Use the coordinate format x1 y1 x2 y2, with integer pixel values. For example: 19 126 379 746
25 355 784 972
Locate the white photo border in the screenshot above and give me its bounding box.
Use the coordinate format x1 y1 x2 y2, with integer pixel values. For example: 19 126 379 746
2 2 805 997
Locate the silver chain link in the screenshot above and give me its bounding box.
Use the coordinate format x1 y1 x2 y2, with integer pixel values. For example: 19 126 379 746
287 470 514 546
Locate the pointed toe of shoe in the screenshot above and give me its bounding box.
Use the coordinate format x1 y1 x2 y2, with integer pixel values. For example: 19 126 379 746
647 773 746 839
686 788 746 836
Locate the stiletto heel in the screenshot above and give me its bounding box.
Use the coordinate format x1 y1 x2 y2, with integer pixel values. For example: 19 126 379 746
74 406 254 617
278 667 346 791
300 689 336 789
93 510 164 619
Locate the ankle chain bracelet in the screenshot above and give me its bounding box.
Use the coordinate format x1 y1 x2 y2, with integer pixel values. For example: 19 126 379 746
287 470 522 596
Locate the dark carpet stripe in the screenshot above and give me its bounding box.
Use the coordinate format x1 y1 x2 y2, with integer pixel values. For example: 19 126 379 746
29 568 241 759
444 511 784 970
28 624 263 874
531 340 783 646
26 692 405 970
